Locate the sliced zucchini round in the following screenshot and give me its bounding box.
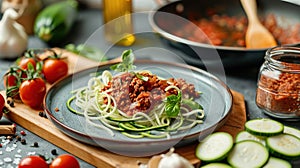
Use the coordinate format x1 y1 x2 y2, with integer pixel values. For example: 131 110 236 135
284 126 300 139
263 157 292 168
201 163 232 168
266 133 300 160
245 118 284 136
227 140 269 168
196 132 233 162
236 130 266 145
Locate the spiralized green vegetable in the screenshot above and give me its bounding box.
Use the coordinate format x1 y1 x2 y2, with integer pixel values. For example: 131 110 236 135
66 70 205 139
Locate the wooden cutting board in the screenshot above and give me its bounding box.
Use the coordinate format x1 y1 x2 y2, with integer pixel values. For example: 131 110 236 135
2 49 247 168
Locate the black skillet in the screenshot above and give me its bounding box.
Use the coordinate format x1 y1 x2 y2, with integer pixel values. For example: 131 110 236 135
149 0 300 68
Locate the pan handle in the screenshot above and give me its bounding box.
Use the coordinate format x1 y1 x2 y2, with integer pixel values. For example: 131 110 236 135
295 43 300 47
155 0 172 6
282 43 300 48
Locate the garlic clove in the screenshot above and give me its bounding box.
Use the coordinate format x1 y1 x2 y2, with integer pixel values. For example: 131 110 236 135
0 8 28 59
158 153 194 168
147 155 162 168
3 8 20 20
148 148 194 168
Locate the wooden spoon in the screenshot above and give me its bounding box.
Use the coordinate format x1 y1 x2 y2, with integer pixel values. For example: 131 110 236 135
240 0 277 48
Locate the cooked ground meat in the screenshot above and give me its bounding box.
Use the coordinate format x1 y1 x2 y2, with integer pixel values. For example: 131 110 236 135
102 72 199 115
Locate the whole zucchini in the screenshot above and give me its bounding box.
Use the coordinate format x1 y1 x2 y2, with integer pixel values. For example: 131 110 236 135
34 0 78 45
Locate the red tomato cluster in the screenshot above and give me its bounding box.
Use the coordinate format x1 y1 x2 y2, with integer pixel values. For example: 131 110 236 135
3 49 68 109
18 154 80 168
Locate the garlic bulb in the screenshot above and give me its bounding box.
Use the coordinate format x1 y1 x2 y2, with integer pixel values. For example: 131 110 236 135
0 8 28 59
158 148 194 168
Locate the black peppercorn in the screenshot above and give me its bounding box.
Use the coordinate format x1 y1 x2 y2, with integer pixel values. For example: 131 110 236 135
51 149 57 155
33 142 39 147
6 97 14 107
21 139 26 145
16 136 21 141
39 111 48 118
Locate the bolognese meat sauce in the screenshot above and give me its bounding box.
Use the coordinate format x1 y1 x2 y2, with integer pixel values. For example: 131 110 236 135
102 72 199 115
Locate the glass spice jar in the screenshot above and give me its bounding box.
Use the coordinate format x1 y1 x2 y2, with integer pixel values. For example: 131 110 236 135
256 46 300 120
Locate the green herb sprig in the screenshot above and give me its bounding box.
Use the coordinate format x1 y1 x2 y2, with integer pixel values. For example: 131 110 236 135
110 49 136 72
110 49 148 81
165 91 182 117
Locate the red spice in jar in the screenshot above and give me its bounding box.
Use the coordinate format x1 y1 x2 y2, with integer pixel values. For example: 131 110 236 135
256 60 300 116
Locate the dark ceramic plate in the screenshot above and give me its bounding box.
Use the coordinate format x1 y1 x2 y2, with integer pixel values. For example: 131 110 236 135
44 60 232 157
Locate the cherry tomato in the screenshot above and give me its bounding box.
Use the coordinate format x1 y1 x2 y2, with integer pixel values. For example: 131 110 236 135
50 154 80 168
18 155 48 168
42 59 68 84
0 93 5 120
19 78 46 109
19 57 36 70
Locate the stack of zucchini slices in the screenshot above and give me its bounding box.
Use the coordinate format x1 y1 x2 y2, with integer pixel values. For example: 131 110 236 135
196 118 300 168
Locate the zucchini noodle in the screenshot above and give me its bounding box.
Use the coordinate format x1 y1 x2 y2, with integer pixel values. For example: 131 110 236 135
66 70 205 139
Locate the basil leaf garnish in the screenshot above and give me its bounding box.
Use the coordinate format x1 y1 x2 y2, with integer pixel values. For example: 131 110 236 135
165 91 181 117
